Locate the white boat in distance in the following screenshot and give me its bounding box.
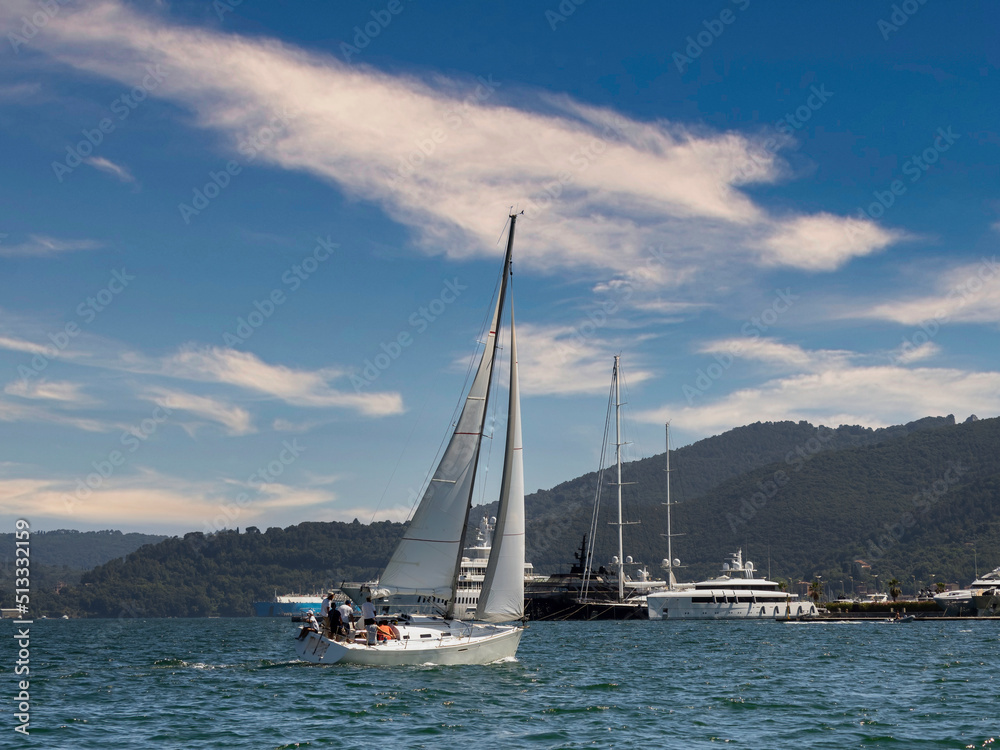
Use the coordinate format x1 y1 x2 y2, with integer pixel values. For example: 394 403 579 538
341 515 541 620
295 213 526 666
934 565 1000 616
647 549 818 620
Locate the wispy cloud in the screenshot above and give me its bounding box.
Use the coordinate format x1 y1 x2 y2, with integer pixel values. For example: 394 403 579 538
4 379 95 404
0 234 102 258
143 387 254 436
0 469 336 528
0 0 900 290
161 346 404 416
86 156 136 183
516 322 653 396
860 257 1000 325
637 338 1000 433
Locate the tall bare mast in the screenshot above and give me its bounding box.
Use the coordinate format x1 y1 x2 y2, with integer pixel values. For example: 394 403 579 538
661 421 683 589
614 356 625 602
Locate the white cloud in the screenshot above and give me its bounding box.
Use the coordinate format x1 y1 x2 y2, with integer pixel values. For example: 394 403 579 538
862 257 1000 325
637 338 1000 434
162 346 404 416
515 322 653 396
0 0 899 285
143 387 254 436
758 213 901 271
4 379 94 403
0 234 102 258
85 156 136 183
0 469 337 529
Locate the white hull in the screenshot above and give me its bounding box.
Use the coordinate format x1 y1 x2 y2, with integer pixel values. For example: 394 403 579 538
294 616 522 666
647 596 818 620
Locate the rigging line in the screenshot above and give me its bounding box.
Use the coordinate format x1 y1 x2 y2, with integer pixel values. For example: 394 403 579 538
412 257 507 511
583 364 615 597
475 270 513 509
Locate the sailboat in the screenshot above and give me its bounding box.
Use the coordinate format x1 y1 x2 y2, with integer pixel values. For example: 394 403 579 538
562 356 664 619
294 213 526 666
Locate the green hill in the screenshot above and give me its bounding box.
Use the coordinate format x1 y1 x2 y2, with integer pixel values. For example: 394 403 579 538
0 529 168 569
17 415 1000 617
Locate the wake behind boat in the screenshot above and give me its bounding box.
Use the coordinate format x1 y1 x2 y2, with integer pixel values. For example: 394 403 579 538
295 213 526 666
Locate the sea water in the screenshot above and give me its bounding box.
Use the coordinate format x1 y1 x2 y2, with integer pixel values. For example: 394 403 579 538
3 618 997 748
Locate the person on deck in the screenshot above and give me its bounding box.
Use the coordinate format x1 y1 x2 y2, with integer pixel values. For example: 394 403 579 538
337 599 354 639
361 596 377 629
320 593 335 635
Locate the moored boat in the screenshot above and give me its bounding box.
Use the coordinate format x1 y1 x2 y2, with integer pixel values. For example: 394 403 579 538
647 549 817 620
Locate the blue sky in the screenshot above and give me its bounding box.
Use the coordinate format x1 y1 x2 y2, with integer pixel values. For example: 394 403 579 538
1 1 998 535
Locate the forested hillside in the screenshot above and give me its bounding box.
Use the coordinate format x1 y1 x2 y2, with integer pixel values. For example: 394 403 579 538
18 521 405 618
0 529 167 569
16 415 1000 617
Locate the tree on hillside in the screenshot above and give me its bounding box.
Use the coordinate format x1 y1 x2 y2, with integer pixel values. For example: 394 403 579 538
935 582 946 594
808 579 823 604
888 578 902 601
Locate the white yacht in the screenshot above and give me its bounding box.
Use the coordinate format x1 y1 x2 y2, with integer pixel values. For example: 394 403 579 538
934 566 1000 616
342 516 540 620
647 549 818 620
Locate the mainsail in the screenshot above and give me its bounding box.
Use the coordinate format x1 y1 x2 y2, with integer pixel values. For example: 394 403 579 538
374 214 518 607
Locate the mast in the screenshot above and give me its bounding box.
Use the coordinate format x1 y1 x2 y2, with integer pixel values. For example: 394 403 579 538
661 421 683 589
614 356 624 603
445 212 517 619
